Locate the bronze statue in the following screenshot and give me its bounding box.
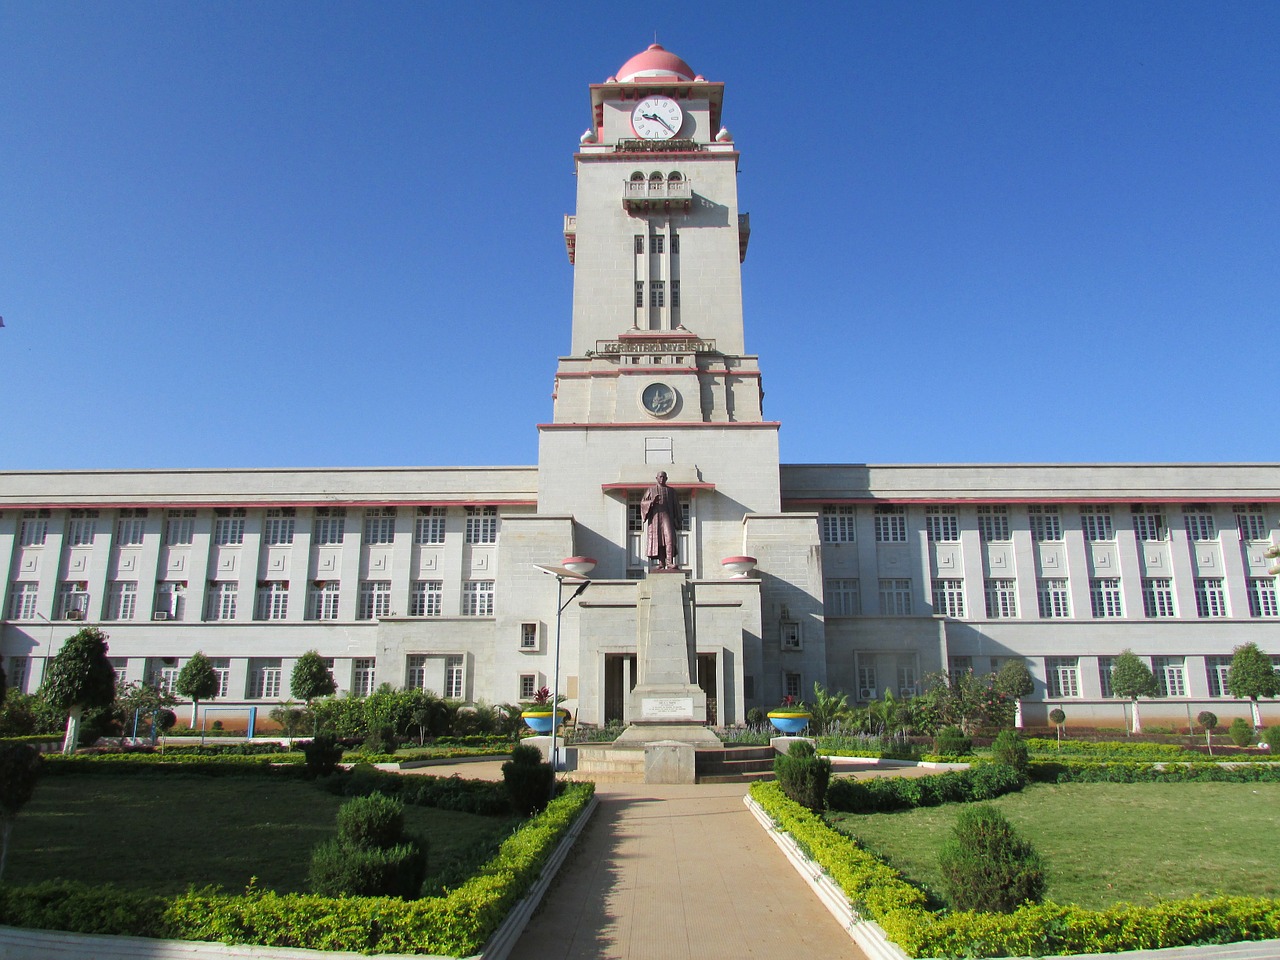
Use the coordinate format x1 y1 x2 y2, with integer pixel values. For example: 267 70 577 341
641 471 682 570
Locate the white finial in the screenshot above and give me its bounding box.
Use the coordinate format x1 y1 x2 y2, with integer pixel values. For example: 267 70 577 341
580 129 596 144
716 127 732 142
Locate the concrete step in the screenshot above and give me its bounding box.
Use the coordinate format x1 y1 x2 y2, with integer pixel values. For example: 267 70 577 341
699 770 776 784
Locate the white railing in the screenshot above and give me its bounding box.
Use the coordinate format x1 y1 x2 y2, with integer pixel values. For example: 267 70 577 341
623 180 693 201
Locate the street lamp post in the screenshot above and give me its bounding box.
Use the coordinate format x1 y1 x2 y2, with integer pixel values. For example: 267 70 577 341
534 557 596 773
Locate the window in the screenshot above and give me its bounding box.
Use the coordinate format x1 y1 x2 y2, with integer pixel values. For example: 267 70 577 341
949 656 973 685
363 507 397 545
465 506 498 544
925 509 959 542
351 658 376 697
1098 656 1116 698
415 507 446 544
209 658 230 698
519 674 537 700
247 658 282 699
116 508 148 546
446 655 464 699
1046 656 1081 698
651 280 665 307
650 234 665 254
825 578 860 616
670 230 680 253
6 656 29 693
67 509 99 546
1028 505 1062 542
984 579 1018 618
255 581 289 620
1183 505 1217 542
55 582 89 620
1248 578 1278 617
357 581 392 620
1037 579 1070 618
671 280 680 308
8 583 38 620
783 672 802 700
264 508 295 545
1131 505 1168 541
165 508 196 545
1142 578 1176 618
821 504 856 543
207 582 238 621
156 581 186 620
410 580 442 617
406 654 428 691
635 281 644 307
520 622 538 650
1080 506 1114 542
214 508 246 546
313 507 347 545
781 622 801 649
463 580 494 616
1194 578 1227 618
874 504 906 542
897 662 918 696
634 235 644 254
857 664 877 700
977 505 1010 542
307 581 341 620
1234 504 1269 541
1153 656 1187 697
1206 655 1233 697
1089 578 1123 618
108 581 137 621
879 579 912 616
931 579 965 617
153 663 179 696
19 510 49 547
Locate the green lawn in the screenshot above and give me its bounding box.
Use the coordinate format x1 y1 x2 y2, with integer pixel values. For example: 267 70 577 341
7 772 519 895
827 781 1280 910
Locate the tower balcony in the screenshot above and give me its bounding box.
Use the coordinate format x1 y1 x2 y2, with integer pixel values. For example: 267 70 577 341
623 178 693 213
563 215 576 264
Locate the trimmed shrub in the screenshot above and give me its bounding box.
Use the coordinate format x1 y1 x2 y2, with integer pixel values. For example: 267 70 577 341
1229 717 1255 748
933 725 973 757
337 793 405 849
1028 759 1280 784
300 733 344 779
502 744 554 816
938 804 1046 913
826 762 1023 814
1266 725 1280 755
991 730 1029 777
309 794 426 899
773 739 831 812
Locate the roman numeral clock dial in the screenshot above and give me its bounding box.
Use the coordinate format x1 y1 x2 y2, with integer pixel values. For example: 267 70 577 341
631 96 684 140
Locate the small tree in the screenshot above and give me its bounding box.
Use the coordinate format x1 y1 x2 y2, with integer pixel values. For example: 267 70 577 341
1048 707 1067 747
270 702 308 745
991 729 1029 779
0 743 42 881
1110 650 1158 735
115 679 177 745
175 652 219 728
1228 717 1254 748
1197 711 1219 755
808 682 849 736
995 660 1035 729
1226 642 1280 729
40 626 117 754
291 651 338 736
938 804 1046 912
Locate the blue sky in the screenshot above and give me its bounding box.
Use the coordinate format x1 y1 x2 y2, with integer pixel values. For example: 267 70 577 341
2 2 1277 470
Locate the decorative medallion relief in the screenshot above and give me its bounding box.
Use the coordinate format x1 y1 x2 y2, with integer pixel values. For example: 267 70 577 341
118 553 137 573
987 546 1010 571
935 545 959 571
167 553 186 574
418 553 439 572
1091 545 1116 570
315 551 337 574
1143 544 1168 569
217 554 237 573
1038 545 1064 570
68 553 88 573
368 551 389 572
20 556 38 575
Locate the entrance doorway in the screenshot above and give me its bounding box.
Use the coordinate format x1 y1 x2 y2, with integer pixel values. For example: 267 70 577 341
604 654 637 725
697 653 717 725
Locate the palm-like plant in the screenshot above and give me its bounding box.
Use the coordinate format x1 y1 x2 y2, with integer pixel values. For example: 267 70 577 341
808 682 849 735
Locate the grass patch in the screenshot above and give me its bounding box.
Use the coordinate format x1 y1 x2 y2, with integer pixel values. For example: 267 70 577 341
827 781 1280 910
8 772 518 895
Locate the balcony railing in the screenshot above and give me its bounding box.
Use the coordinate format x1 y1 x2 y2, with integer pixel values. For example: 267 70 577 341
623 178 693 213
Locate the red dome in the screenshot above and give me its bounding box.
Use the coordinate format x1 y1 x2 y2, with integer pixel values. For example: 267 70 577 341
616 44 694 82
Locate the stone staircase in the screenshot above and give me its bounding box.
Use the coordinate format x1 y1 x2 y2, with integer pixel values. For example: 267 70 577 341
695 745 776 783
572 744 647 783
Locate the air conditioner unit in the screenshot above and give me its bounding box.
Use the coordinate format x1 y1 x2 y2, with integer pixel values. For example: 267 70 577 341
65 610 85 621
153 611 170 621
858 687 875 700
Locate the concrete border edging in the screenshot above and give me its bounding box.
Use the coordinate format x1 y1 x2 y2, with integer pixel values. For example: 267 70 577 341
743 795 909 960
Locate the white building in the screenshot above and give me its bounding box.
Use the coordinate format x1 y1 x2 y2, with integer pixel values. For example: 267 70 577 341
2 45 1277 730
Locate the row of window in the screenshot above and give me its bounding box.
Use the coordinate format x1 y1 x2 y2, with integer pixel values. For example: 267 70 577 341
6 578 498 622
10 506 499 549
1041 654 1280 699
633 280 680 309
633 231 680 254
822 575 1278 619
820 503 1273 545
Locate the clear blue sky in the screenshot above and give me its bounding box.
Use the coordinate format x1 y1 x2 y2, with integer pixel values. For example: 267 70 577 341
2 2 1277 470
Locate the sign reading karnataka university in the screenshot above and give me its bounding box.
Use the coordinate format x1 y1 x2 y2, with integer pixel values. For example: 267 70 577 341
593 338 716 355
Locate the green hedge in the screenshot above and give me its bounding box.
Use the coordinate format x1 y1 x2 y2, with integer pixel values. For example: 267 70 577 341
323 765 512 816
0 781 594 955
749 780 1280 958
1023 738 1280 762
1029 760 1280 784
41 754 305 775
827 763 1023 813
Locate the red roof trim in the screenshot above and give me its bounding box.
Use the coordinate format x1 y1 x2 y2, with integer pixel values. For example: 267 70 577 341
784 496 1280 506
1 499 539 511
539 421 780 429
602 481 716 491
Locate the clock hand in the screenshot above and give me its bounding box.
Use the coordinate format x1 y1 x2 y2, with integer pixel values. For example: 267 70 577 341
643 112 675 132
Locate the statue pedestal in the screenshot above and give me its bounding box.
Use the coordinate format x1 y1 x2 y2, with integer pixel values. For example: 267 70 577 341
614 571 721 748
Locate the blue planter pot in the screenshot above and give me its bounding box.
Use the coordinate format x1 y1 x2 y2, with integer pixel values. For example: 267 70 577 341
522 710 566 734
767 713 811 734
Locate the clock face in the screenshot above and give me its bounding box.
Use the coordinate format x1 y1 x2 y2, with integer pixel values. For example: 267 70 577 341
631 96 684 140
641 382 678 417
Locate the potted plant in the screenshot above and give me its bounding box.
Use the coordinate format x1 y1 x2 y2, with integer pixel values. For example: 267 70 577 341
766 694 811 733
520 687 568 734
